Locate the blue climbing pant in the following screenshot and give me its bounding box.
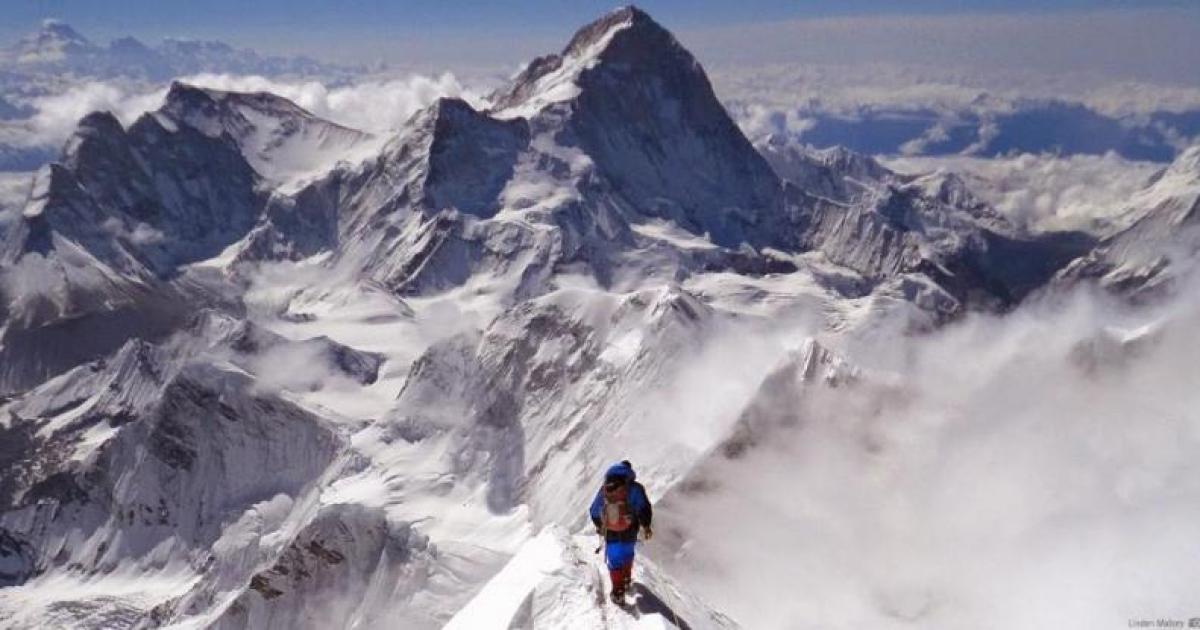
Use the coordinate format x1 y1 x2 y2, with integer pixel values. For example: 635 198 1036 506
605 540 636 570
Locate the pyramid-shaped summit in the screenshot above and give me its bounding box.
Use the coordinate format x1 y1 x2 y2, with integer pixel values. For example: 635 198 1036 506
491 6 786 250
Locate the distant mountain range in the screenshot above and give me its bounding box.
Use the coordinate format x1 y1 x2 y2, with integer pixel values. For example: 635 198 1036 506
2 18 358 80
0 18 1197 180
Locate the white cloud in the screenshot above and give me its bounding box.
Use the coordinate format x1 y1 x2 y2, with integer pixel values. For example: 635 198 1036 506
710 60 1200 127
659 274 1200 629
0 79 164 149
884 152 1162 232
0 71 486 156
0 171 33 232
692 8 1200 90
176 72 484 133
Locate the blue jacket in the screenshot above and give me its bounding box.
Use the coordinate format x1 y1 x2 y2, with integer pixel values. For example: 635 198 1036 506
589 462 653 543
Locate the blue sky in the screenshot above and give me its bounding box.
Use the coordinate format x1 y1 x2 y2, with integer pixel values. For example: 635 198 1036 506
2 1 1191 43
2 0 1192 30
2 0 1197 80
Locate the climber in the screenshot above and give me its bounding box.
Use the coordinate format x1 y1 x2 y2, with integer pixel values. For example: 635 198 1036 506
589 460 653 605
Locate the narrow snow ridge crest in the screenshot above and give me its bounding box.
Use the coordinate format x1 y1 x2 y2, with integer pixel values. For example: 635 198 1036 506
446 526 737 629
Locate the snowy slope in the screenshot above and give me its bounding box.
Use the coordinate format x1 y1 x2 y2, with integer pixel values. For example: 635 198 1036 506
1055 145 1200 299
159 82 377 190
0 5 1187 630
445 527 736 630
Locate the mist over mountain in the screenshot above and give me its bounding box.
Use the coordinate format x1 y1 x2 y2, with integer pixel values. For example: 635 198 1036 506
0 5 1197 630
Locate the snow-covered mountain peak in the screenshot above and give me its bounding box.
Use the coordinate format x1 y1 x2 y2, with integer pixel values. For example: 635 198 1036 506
161 81 313 127
10 19 95 62
159 81 374 186
59 110 126 169
488 6 691 119
1055 144 1200 298
487 7 638 116
562 5 652 54
757 136 894 203
489 6 787 250
372 95 530 219
1165 144 1200 177
107 35 151 55
410 96 492 135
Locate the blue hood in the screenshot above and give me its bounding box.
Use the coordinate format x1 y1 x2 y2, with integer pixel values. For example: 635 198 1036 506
605 462 635 481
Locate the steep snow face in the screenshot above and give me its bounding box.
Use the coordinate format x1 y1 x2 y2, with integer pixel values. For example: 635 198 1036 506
4 109 263 278
0 83 384 390
246 97 538 280
0 102 266 389
0 341 346 627
0 170 198 392
209 503 457 630
1056 145 1200 299
488 9 636 118
764 149 1091 310
0 251 188 393
757 135 894 203
159 82 376 189
381 284 801 532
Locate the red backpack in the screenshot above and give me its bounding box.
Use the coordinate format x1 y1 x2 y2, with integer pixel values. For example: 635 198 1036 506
602 482 633 532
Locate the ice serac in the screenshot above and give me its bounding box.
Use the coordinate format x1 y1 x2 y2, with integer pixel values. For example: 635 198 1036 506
493 6 786 251
1055 145 1200 300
